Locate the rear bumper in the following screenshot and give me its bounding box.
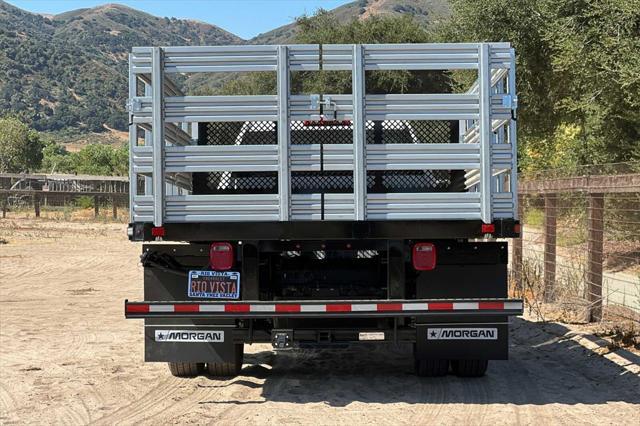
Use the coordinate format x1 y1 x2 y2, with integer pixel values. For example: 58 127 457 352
125 298 524 319
128 219 520 241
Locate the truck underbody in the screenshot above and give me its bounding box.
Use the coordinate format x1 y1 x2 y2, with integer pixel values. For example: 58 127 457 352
126 232 520 377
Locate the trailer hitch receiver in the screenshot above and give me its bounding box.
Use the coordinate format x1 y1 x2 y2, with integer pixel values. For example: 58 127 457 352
272 330 293 349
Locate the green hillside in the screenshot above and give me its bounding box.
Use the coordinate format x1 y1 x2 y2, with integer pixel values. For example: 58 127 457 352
0 0 449 139
0 1 242 136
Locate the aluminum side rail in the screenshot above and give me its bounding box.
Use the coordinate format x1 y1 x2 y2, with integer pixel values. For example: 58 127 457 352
127 43 518 227
125 298 524 319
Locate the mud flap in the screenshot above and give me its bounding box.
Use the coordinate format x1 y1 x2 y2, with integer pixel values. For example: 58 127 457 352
144 323 238 363
415 320 509 360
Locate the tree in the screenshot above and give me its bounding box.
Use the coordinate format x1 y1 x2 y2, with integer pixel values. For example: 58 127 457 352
438 0 640 171
436 0 557 137
295 11 450 95
216 12 452 97
41 140 74 173
72 143 129 176
0 116 44 172
543 0 640 164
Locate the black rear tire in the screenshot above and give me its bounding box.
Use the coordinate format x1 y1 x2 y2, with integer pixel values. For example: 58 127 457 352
451 359 488 377
415 358 449 377
168 362 204 377
206 344 244 377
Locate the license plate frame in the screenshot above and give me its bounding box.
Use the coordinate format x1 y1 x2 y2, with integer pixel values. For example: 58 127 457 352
188 270 240 299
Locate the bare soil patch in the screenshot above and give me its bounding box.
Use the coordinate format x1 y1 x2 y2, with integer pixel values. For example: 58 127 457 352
1 219 639 425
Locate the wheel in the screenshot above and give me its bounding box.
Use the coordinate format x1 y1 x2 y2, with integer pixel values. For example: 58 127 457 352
415 358 449 377
168 362 204 377
206 344 244 377
451 359 488 377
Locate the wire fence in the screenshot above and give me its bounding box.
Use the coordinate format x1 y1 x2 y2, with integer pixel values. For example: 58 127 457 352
513 162 640 324
1 191 129 221
2 169 639 326
0 173 129 220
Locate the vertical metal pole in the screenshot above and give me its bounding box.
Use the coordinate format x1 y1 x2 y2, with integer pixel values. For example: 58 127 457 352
508 48 519 219
94 195 100 218
277 46 290 221
127 54 136 223
543 193 557 302
478 43 492 223
587 193 604 322
112 195 117 219
151 47 165 227
352 44 366 221
2 197 7 218
144 83 153 196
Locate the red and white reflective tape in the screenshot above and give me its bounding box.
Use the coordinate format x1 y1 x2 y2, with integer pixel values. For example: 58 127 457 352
126 301 523 315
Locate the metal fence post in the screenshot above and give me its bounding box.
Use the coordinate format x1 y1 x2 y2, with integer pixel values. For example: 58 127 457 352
587 193 604 321
94 195 100 218
2 198 7 218
543 193 557 302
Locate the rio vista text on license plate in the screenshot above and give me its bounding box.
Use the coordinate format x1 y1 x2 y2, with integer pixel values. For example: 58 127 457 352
188 271 240 299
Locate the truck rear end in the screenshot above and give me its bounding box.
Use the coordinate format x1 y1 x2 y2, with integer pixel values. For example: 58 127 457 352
125 43 521 377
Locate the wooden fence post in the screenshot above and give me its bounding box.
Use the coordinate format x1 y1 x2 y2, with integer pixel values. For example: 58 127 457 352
512 196 524 294
94 195 100 218
587 193 604 322
543 193 557 302
33 193 40 218
112 195 117 219
2 198 7 218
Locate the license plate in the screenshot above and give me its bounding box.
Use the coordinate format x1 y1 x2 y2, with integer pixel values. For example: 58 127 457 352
188 270 240 299
359 332 385 341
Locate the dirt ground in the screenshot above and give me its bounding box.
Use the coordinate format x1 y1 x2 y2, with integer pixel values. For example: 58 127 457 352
1 219 639 425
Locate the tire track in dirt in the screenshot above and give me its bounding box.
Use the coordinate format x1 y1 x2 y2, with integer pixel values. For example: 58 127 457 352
139 378 231 424
91 376 188 425
51 398 93 426
0 382 19 422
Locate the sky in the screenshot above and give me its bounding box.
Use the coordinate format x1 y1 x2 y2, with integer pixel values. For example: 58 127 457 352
6 0 352 39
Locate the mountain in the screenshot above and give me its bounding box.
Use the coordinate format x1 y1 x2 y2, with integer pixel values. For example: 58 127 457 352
0 0 449 140
252 0 450 44
0 1 242 136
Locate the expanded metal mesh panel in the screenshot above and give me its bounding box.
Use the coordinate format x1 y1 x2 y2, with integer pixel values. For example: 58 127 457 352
193 171 278 194
194 121 277 194
367 170 466 193
365 120 458 144
136 175 146 196
292 171 353 194
198 121 277 146
291 121 353 145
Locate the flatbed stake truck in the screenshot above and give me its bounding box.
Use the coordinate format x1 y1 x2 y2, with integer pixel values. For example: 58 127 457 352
124 43 522 378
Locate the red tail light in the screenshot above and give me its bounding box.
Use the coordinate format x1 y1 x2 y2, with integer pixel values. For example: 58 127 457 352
412 242 437 271
481 223 495 234
151 226 165 237
210 242 234 270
